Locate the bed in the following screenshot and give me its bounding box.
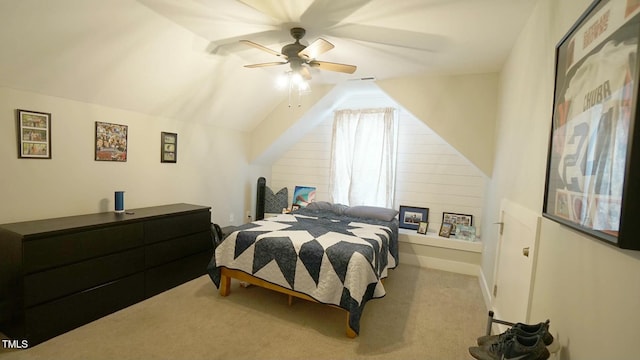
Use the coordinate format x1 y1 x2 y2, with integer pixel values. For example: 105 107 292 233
207 201 399 337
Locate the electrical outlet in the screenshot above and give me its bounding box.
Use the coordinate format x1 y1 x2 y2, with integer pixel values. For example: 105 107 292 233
229 213 234 223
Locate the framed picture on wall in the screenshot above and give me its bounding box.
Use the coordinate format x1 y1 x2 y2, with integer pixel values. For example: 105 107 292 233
17 109 51 159
95 122 128 162
543 0 640 250
161 132 177 163
399 205 429 230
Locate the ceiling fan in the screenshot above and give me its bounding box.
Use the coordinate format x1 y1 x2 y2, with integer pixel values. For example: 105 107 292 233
241 27 357 80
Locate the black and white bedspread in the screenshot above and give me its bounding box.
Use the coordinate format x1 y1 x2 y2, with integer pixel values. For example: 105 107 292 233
207 207 399 334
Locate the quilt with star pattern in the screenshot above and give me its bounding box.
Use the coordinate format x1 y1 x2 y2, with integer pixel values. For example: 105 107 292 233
207 207 399 335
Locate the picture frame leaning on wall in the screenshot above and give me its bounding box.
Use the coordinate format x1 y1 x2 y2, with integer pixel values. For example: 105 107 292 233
399 205 429 230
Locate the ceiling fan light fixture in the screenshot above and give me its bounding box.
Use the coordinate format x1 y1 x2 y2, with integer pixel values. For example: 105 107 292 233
298 80 310 92
276 73 289 89
275 70 311 108
291 72 304 85
276 71 310 92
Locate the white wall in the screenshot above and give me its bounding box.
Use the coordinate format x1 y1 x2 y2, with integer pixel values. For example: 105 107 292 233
487 0 640 358
378 73 498 177
270 92 487 234
0 87 268 226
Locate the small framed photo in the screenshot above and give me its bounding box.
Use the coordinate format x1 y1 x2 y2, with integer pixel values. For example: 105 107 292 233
439 223 453 238
399 205 429 230
417 221 429 234
95 122 128 162
291 204 300 212
17 109 51 159
161 132 177 163
454 225 477 241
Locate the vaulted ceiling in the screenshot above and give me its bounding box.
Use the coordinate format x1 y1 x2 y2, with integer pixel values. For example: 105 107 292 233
0 0 538 132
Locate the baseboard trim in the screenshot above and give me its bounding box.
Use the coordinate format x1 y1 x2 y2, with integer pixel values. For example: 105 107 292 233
399 250 480 276
479 269 492 311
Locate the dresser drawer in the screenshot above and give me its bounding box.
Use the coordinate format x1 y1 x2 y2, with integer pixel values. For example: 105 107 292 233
145 231 211 268
24 272 145 345
24 248 145 307
144 211 210 244
145 250 210 297
23 223 144 274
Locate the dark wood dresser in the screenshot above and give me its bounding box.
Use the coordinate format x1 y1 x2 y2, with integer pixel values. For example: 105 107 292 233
0 203 212 346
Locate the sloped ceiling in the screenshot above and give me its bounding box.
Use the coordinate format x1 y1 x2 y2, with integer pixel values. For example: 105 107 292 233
0 0 537 132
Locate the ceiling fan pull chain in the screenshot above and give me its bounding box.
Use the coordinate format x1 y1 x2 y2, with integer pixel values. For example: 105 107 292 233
288 73 293 108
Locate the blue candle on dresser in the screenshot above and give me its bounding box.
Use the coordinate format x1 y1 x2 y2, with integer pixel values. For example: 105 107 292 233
115 191 125 213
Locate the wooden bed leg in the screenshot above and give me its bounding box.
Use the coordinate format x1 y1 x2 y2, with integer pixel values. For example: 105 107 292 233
346 312 357 338
220 273 231 296
288 295 293 306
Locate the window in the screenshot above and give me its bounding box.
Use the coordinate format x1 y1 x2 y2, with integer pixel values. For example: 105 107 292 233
329 108 398 207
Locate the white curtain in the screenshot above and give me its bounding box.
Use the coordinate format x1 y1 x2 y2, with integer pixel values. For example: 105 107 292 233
329 107 398 208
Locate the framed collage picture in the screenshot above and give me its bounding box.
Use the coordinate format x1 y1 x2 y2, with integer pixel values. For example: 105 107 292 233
543 0 640 250
95 122 127 162
161 132 177 163
17 109 51 159
442 212 473 233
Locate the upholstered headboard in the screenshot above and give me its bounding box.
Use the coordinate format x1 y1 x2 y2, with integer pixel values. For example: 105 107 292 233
255 177 288 220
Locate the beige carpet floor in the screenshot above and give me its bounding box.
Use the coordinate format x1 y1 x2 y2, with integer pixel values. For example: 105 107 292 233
0 264 487 360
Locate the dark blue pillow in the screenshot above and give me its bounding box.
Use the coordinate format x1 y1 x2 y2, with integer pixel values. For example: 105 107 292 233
264 186 288 213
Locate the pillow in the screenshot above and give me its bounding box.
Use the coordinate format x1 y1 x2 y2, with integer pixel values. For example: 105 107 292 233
305 201 350 215
264 186 288 213
330 203 350 215
305 201 333 211
344 205 399 221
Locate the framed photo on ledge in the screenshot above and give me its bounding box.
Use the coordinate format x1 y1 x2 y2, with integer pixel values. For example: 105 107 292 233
543 0 640 250
161 132 177 163
439 223 453 238
399 205 429 230
17 109 51 159
417 221 429 234
442 212 473 233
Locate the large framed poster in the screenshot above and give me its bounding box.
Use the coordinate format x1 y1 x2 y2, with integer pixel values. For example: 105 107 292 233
543 0 640 250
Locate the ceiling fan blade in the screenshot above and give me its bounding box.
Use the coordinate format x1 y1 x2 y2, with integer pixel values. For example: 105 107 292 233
328 24 447 52
239 40 285 58
300 67 312 80
244 61 288 68
300 0 373 28
298 38 335 60
308 61 356 74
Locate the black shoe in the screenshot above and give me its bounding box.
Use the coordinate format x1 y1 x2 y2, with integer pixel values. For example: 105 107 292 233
469 334 550 360
477 319 559 353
